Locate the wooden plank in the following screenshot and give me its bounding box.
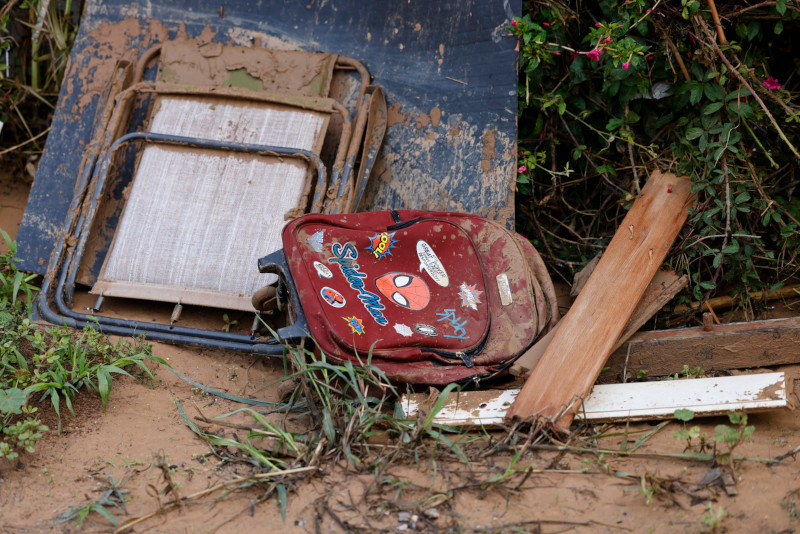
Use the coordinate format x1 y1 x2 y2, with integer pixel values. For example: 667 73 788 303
509 271 687 377
401 372 787 427
505 171 694 429
602 315 800 381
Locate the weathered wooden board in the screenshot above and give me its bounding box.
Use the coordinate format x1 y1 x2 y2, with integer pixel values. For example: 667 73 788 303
505 171 694 428
510 270 687 377
401 372 787 426
601 316 800 381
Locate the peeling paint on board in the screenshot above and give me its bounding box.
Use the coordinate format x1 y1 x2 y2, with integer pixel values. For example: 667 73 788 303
16 0 520 275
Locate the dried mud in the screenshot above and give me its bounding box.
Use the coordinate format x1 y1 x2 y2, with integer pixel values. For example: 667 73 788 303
4 172 800 533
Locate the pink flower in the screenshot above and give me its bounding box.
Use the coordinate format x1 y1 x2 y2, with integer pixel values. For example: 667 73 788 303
595 22 602 28
586 49 602 61
604 37 611 43
763 76 782 91
745 147 756 155
542 22 550 27
646 55 654 61
646 8 652 13
622 53 633 70
511 20 519 27
518 165 527 173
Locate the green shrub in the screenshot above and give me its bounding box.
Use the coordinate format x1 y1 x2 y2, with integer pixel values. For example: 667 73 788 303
511 1 800 312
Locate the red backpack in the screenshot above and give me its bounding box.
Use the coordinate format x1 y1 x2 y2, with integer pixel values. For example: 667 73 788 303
257 210 558 385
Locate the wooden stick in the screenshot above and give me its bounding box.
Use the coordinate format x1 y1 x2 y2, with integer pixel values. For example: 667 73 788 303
673 283 800 314
505 171 694 430
706 0 728 44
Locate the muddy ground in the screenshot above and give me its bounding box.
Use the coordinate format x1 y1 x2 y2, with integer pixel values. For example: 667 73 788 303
2 168 800 533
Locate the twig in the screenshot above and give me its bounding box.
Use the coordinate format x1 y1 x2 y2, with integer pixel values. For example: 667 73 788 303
529 443 777 464
0 126 51 156
772 444 800 463
705 0 728 44
557 114 628 195
657 23 691 81
732 1 800 16
706 33 800 162
625 104 640 195
687 233 761 248
622 344 632 383
113 466 317 533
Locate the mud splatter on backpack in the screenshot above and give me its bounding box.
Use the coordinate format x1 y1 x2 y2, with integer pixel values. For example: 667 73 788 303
256 210 558 385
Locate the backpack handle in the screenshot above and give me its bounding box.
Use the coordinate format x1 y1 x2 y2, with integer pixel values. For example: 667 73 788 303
256 249 309 341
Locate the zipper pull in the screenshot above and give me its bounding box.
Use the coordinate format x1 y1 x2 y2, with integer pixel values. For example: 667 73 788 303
457 351 474 368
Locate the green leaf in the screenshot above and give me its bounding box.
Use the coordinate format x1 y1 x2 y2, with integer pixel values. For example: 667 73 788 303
277 483 287 522
725 88 751 101
747 21 760 41
98 370 111 409
734 191 751 204
698 281 716 290
686 127 704 140
689 85 702 105
727 100 753 118
704 102 724 114
0 388 27 415
703 83 725 102
674 408 695 422
776 0 787 15
722 240 739 254
91 503 119 526
607 118 625 131
775 20 783 35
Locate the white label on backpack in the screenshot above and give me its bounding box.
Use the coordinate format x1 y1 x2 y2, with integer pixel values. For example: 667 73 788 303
416 240 449 287
313 261 333 279
496 273 512 306
394 323 413 337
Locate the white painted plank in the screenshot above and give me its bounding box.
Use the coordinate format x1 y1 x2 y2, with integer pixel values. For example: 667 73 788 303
400 372 787 427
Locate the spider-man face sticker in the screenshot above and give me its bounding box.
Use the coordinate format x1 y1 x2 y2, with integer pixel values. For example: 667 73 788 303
375 272 431 311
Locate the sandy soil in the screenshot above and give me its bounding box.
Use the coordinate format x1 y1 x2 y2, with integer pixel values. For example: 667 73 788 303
2 168 800 534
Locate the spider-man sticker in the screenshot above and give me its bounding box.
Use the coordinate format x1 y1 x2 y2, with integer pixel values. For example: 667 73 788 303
343 316 365 335
320 286 346 308
367 232 397 259
375 272 431 311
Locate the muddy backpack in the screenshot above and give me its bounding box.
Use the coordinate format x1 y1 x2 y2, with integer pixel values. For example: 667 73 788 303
255 210 558 385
